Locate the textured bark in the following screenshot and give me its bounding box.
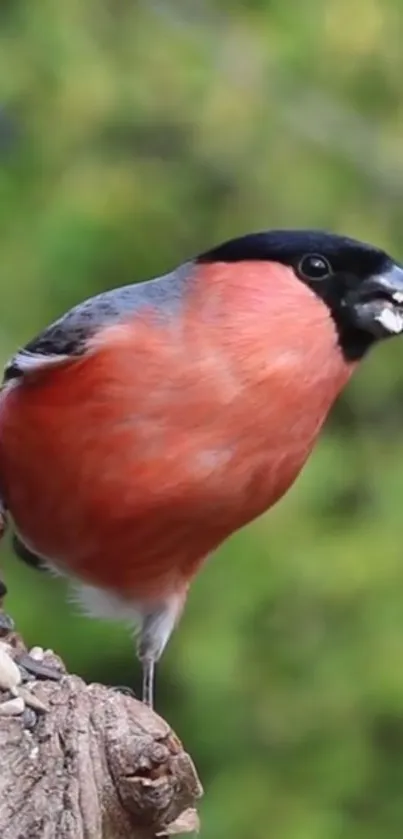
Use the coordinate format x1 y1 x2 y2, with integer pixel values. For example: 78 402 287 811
0 626 202 839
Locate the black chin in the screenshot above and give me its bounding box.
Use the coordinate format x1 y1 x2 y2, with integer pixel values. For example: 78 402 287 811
335 321 376 362
330 301 382 361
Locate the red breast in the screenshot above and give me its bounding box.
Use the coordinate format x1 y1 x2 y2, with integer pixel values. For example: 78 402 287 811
0 261 354 600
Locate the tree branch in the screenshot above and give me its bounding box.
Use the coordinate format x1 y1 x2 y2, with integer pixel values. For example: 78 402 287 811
0 619 202 839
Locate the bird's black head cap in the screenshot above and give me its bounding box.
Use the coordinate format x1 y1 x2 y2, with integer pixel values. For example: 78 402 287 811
198 229 403 361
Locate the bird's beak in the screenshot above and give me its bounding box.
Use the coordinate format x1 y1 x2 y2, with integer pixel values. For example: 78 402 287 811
347 263 403 338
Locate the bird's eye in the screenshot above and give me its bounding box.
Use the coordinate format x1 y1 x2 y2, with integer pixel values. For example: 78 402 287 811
298 254 332 280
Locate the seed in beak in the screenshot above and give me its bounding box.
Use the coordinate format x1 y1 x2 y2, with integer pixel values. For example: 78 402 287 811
376 307 403 334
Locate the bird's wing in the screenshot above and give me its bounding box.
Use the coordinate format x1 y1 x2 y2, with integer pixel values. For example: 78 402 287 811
3 263 191 383
12 533 48 572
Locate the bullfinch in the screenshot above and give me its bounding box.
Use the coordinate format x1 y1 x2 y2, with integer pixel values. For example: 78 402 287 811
0 229 402 706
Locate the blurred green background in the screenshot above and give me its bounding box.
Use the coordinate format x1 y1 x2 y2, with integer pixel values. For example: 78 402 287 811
2 1 403 837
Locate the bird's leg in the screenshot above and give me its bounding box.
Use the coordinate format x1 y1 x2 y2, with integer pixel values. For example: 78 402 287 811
140 655 155 707
136 595 184 708
137 614 159 708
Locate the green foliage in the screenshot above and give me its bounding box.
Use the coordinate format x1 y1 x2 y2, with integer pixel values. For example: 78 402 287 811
2 2 403 837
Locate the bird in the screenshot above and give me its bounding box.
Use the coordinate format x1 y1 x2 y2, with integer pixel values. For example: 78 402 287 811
0 228 402 708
